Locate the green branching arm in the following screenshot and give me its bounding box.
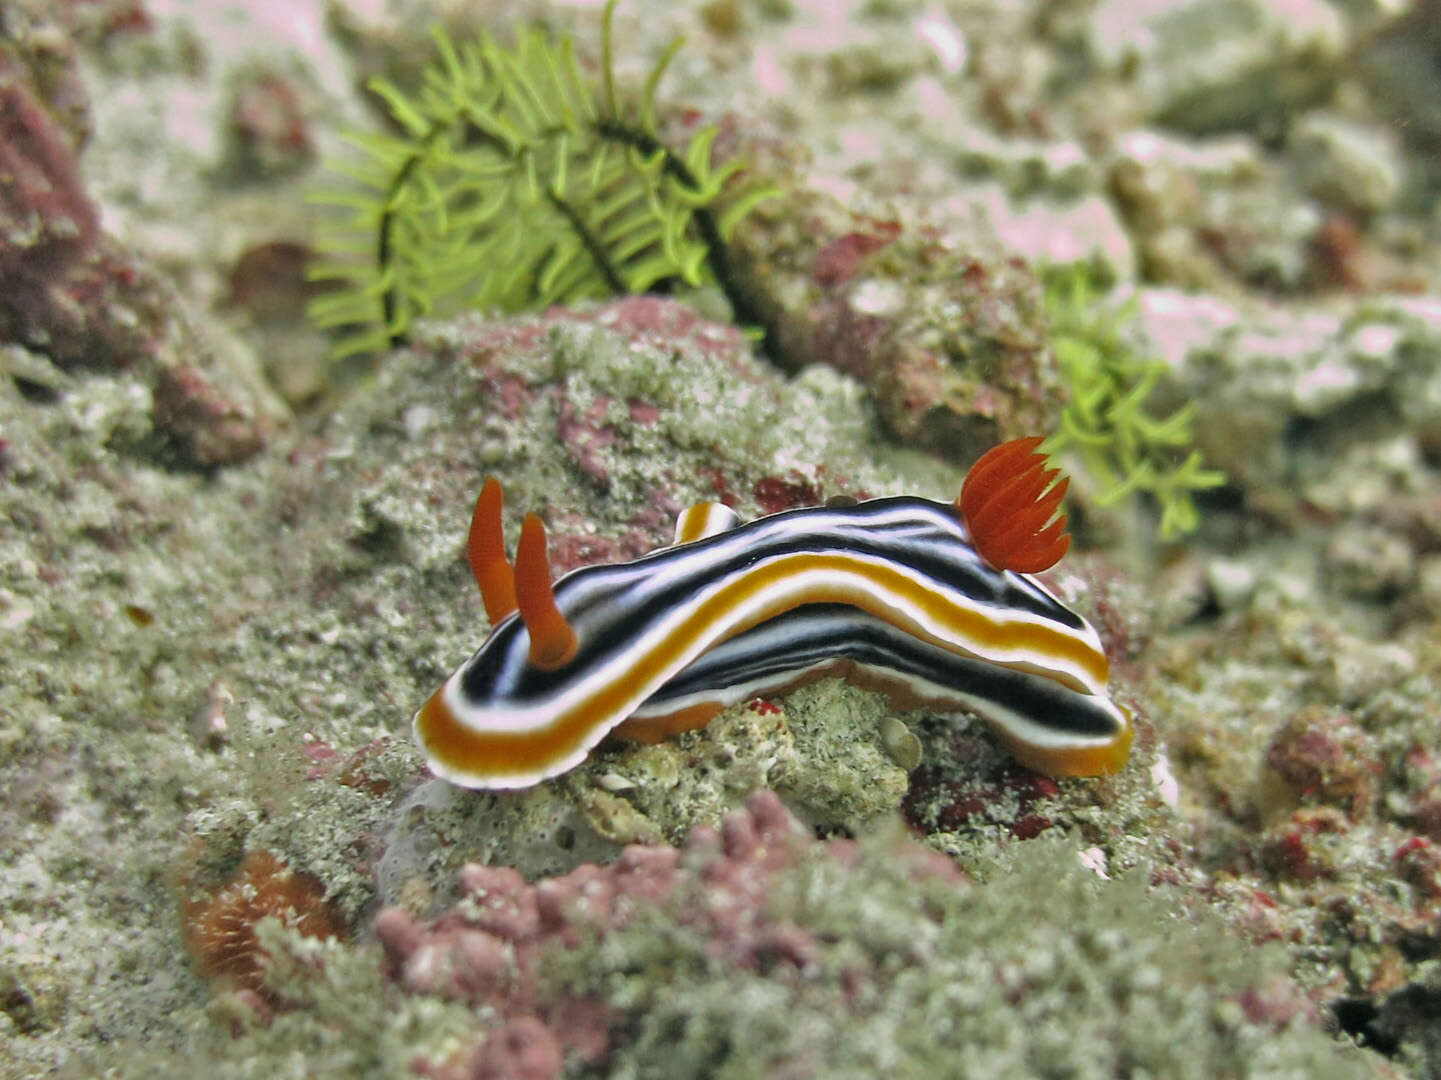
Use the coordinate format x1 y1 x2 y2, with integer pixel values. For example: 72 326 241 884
307 0 776 359
1040 265 1226 539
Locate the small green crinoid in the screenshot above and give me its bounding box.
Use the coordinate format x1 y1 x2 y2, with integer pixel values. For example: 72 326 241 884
307 0 775 359
1041 265 1226 539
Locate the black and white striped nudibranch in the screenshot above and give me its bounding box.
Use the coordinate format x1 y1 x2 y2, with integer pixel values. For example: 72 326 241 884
414 438 1133 789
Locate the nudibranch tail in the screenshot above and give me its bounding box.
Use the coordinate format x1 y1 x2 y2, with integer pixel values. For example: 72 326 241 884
958 438 1071 574
994 706 1134 778
514 512 579 670
467 478 519 623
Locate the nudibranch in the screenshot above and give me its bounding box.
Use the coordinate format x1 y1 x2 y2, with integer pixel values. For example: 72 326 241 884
414 438 1132 789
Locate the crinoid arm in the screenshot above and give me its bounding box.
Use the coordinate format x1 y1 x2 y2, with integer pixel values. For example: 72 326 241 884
308 0 776 358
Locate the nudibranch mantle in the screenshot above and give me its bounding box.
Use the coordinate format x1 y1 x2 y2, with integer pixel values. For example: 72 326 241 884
415 441 1132 790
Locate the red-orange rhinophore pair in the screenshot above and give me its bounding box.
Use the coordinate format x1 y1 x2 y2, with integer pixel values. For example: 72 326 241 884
465 477 577 670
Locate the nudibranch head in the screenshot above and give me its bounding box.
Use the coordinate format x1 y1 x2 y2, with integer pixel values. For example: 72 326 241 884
413 440 1131 791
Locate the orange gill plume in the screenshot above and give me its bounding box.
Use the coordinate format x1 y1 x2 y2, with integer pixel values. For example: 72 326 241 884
957 437 1071 574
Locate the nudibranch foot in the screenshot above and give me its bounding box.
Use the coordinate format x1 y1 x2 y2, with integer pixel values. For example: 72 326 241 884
413 439 1131 790
626 605 1132 777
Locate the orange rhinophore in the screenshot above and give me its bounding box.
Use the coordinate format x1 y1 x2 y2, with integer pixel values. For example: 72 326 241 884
467 477 519 623
957 437 1071 574
514 512 579 670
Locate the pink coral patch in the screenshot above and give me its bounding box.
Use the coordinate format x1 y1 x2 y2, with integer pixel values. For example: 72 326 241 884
379 791 968 1074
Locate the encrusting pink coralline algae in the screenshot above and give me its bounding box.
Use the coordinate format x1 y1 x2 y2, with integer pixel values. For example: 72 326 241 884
374 789 962 1078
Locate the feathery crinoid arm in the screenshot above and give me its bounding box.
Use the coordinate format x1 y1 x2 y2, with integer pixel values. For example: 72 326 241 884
308 0 774 359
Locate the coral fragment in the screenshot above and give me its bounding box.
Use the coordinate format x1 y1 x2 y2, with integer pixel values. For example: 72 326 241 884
180 850 345 999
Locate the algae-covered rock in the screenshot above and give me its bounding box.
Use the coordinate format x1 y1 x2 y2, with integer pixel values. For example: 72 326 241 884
1087 0 1344 134
1107 129 1329 292
731 183 1061 462
1288 111 1405 218
9 0 1441 1077
1131 289 1441 510
104 793 1388 1079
